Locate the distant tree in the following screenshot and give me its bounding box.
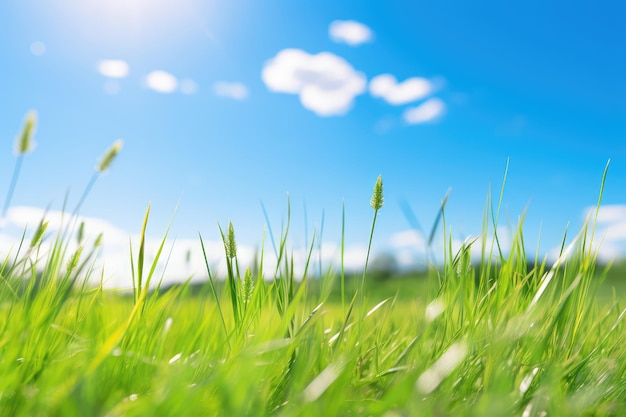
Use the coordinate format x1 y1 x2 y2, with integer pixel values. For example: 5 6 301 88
369 252 399 281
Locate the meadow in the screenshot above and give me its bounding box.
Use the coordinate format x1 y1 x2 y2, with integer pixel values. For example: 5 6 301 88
0 113 625 416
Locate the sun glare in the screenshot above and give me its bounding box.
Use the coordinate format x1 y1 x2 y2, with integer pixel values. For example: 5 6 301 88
51 0 200 44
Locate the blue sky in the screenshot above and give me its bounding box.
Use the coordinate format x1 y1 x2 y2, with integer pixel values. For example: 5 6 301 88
1 0 625 283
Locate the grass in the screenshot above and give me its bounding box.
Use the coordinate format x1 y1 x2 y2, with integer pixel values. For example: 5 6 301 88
0 113 625 416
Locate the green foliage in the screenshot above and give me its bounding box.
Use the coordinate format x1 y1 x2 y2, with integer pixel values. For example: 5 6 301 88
0 114 624 416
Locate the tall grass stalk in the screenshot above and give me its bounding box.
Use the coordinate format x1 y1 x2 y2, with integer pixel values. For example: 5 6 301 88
361 175 384 295
71 139 123 218
2 111 37 220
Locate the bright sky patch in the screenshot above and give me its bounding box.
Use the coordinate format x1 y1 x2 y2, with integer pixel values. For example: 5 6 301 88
30 41 46 56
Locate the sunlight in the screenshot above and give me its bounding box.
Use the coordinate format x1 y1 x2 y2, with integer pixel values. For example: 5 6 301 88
49 0 201 44
80 0 178 21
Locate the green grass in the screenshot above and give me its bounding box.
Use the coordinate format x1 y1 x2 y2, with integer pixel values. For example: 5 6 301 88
0 113 625 416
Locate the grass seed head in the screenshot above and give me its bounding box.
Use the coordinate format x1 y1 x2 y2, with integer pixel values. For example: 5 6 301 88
77 221 85 245
370 175 384 210
97 139 123 172
226 221 237 258
16 111 37 155
243 267 254 305
94 233 103 247
66 247 83 272
30 219 48 248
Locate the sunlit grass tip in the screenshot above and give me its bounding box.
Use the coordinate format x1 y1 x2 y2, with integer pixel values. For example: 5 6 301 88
97 139 123 172
370 174 384 210
15 110 37 155
226 221 237 259
2 111 38 219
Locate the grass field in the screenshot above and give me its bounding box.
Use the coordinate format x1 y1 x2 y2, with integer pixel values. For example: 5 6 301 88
1 114 625 416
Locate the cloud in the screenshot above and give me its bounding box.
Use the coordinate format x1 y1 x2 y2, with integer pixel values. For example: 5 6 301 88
389 230 429 269
403 98 446 124
30 41 46 56
388 228 508 268
0 206 373 288
180 79 198 95
97 60 130 78
545 205 626 264
0 206 251 288
584 205 626 261
591 205 626 225
390 230 427 248
370 74 432 105
213 81 248 100
145 70 178 93
329 20 373 46
262 49 366 116
103 80 121 95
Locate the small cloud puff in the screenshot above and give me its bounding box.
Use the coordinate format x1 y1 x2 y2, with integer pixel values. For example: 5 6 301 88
145 70 178 93
403 98 446 124
97 60 129 78
370 74 432 105
262 48 366 116
329 20 374 46
30 41 46 56
180 79 199 95
585 205 626 261
213 81 248 100
390 230 427 248
144 71 198 95
103 80 121 95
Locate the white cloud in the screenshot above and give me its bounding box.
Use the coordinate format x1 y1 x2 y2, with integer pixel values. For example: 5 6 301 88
370 74 432 105
30 41 46 56
103 80 121 95
403 98 446 124
262 48 366 116
343 246 369 271
545 205 626 264
589 205 626 226
145 70 178 93
0 206 373 288
389 230 429 269
390 229 427 248
583 205 626 261
213 81 248 100
0 206 251 288
97 59 129 78
180 79 198 95
329 20 373 46
605 223 626 242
